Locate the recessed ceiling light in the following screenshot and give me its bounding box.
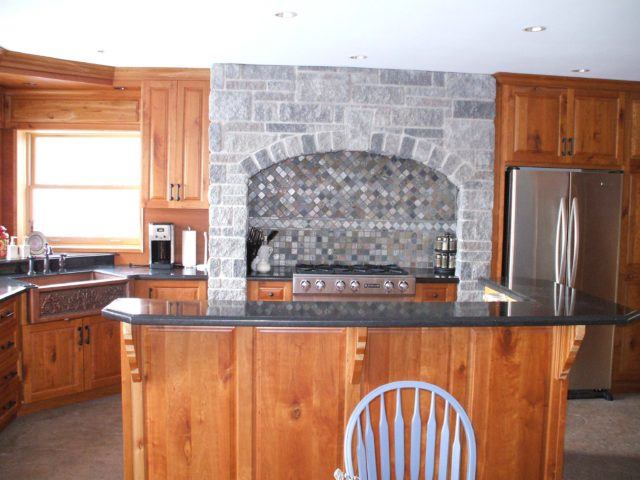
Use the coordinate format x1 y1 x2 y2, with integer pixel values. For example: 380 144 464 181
275 11 297 19
349 54 368 60
572 68 591 73
523 26 546 33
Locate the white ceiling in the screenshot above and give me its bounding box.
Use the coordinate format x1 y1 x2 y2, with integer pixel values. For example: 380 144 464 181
1 0 639 80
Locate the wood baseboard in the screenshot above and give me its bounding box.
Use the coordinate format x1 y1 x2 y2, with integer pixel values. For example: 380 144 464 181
19 383 121 415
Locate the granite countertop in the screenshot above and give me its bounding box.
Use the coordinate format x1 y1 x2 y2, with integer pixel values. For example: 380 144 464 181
0 276 31 303
246 266 459 284
102 276 640 328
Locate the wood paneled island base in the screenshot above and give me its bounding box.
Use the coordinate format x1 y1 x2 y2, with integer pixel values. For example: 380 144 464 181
120 323 584 480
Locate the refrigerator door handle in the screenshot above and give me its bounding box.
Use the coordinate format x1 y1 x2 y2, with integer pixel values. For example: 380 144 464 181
567 197 580 288
555 197 568 284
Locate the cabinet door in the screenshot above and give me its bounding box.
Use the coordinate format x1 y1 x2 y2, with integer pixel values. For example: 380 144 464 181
629 94 640 171
508 86 568 165
612 276 640 391
569 89 624 167
142 80 177 208
174 81 209 208
22 319 84 403
83 316 121 390
134 280 207 301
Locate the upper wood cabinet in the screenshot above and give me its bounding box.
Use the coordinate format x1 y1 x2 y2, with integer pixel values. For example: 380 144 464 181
508 86 568 164
569 89 625 166
502 83 624 168
142 79 209 209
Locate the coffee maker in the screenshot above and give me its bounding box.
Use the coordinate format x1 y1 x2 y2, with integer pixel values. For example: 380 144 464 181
149 223 174 269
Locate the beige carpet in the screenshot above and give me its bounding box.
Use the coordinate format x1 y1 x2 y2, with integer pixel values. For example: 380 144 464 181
564 393 640 479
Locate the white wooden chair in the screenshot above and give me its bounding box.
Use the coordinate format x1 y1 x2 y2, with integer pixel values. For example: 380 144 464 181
339 381 476 480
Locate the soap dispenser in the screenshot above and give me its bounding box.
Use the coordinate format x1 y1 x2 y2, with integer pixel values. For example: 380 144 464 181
6 236 19 261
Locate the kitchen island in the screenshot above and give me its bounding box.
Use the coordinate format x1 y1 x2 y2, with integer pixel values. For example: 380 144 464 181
103 278 639 480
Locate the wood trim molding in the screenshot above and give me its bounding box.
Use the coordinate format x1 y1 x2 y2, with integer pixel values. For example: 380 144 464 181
346 327 368 384
0 47 114 86
495 72 640 92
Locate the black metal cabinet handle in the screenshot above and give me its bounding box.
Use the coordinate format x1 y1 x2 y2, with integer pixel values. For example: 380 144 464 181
77 326 83 346
85 325 91 345
176 184 181 201
0 341 15 351
561 137 567 157
568 138 574 156
2 400 16 411
2 371 17 382
0 310 14 320
169 183 175 201
148 288 153 298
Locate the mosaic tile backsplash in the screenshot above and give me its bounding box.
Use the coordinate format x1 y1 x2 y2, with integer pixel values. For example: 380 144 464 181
248 151 457 267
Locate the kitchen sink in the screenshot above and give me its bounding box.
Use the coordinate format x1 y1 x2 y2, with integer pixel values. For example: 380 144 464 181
22 271 130 324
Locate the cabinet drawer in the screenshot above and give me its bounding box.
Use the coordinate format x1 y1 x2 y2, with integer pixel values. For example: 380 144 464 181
0 315 18 367
0 382 19 425
257 286 286 301
0 356 20 391
415 284 450 302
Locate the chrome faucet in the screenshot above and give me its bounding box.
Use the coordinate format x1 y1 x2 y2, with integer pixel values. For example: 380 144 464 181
43 243 53 274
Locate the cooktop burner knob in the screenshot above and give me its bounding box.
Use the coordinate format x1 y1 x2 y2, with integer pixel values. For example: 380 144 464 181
384 281 395 292
398 280 409 292
335 280 346 292
350 280 360 292
315 280 326 291
300 280 311 291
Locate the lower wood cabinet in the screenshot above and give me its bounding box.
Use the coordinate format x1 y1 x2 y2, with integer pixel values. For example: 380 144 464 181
247 280 458 302
0 294 23 431
247 280 293 301
134 279 207 301
22 315 121 406
612 276 640 392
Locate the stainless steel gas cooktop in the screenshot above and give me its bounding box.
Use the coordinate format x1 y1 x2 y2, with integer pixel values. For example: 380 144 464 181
293 264 416 296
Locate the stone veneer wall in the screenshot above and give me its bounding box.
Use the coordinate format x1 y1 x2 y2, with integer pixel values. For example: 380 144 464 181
209 64 496 301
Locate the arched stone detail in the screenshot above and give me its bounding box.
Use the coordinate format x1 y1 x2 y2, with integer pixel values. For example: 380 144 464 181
209 131 492 302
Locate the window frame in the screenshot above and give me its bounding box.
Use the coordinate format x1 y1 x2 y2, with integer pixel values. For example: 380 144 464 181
24 130 143 251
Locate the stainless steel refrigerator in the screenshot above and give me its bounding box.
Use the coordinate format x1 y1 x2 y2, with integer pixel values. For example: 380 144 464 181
504 167 623 396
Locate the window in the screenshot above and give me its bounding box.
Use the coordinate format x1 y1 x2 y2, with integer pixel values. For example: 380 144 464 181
25 131 142 249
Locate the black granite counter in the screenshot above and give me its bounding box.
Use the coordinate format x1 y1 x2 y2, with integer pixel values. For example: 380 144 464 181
246 266 458 284
102 277 640 328
0 276 31 303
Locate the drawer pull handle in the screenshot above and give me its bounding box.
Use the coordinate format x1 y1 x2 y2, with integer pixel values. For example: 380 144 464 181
0 341 15 351
2 371 17 382
176 184 181 201
268 292 274 297
432 293 439 298
78 326 84 346
169 183 175 201
0 311 14 319
85 325 91 345
2 400 16 411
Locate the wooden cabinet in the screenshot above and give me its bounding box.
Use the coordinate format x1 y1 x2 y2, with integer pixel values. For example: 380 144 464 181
22 319 84 403
247 280 293 301
570 89 624 166
142 79 209 209
502 82 624 168
83 315 121 391
629 94 640 171
22 316 121 405
247 280 457 302
413 283 457 302
0 294 22 432
508 86 568 164
612 276 640 392
134 279 207 301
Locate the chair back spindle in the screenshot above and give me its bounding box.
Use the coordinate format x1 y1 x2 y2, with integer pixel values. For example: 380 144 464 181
343 381 476 480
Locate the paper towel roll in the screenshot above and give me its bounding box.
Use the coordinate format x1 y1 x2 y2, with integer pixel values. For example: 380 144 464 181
182 229 197 268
